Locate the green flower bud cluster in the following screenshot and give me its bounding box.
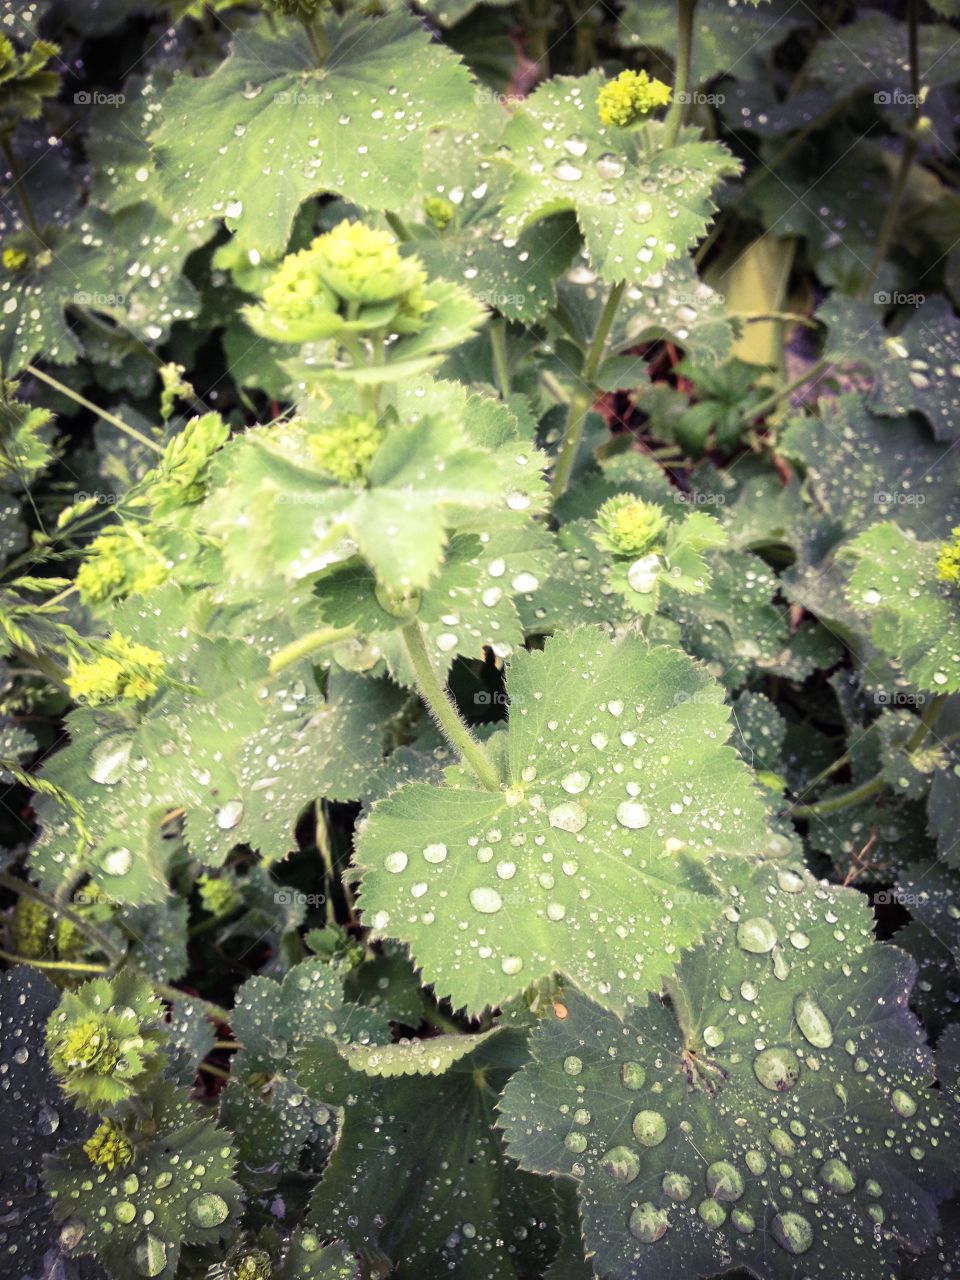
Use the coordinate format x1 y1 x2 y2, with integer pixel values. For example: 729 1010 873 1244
10 895 87 963
76 525 171 606
66 632 165 707
937 525 960 586
46 973 167 1110
597 69 672 128
248 220 433 345
593 494 668 557
265 0 323 16
2 245 30 272
197 872 242 919
231 1250 273 1280
139 411 230 519
424 195 455 231
308 412 384 485
83 1117 134 1170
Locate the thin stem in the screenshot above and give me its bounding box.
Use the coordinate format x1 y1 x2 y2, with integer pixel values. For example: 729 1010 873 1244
863 0 919 290
490 321 511 399
0 950 109 973
268 625 356 676
315 802 338 926
401 620 500 792
744 357 830 425
25 365 163 455
385 211 412 242
550 280 625 502
787 694 945 819
302 17 329 67
197 1060 231 1080
2 134 40 238
663 973 697 1044
663 0 698 147
155 982 231 1025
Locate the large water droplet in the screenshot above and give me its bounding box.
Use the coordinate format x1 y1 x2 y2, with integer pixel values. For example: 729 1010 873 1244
629 1203 669 1243
600 1145 641 1183
819 1157 855 1193
87 734 134 785
706 1160 744 1201
134 1234 168 1277
753 1046 800 1091
632 1110 666 1147
469 887 503 914
548 802 587 833
736 916 778 954
616 800 650 830
771 1211 814 1255
561 770 591 794
216 799 243 830
794 993 833 1048
187 1192 229 1228
102 847 132 877
620 1061 645 1090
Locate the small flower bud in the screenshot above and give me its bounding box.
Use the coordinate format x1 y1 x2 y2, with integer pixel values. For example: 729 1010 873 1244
593 494 668 556
83 1118 134 1171
937 525 960 586
424 195 455 230
308 412 384 485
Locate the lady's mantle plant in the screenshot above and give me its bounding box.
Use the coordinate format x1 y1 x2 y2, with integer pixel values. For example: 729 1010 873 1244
0 1 958 1279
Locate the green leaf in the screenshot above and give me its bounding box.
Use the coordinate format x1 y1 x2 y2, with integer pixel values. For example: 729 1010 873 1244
804 10 960 91
220 958 390 1179
847 524 960 694
0 968 95 1277
153 14 477 259
0 203 205 372
820 297 960 442
336 1028 501 1077
498 863 957 1280
499 73 740 286
356 627 770 1016
203 409 545 597
45 1079 242 1280
32 586 403 904
305 1027 558 1280
396 118 581 325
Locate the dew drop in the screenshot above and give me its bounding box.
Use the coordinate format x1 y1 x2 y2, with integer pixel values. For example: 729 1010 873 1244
736 916 778 954
469 886 503 914
616 800 650 830
794 993 833 1048
754 1046 800 1092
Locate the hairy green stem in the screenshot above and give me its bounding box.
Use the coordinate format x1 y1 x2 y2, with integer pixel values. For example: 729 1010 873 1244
0 949 109 973
155 981 232 1025
744 357 830 425
302 17 329 67
401 620 500 791
490 321 511 399
25 365 164 455
550 280 625 502
663 0 698 147
385 211 412 242
268 625 356 676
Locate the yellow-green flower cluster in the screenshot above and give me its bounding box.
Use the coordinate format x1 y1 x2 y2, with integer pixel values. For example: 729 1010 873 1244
424 195 455 230
593 494 668 556
142 411 230 519
308 412 384 485
83 1118 134 1171
937 526 960 586
46 974 167 1110
2 245 29 271
248 220 432 344
76 526 170 605
67 633 165 707
231 1251 272 1280
597 69 672 128
10 896 87 963
197 873 242 919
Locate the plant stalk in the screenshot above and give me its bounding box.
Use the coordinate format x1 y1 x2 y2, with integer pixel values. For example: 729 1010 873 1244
550 280 625 502
268 625 356 676
663 0 698 147
490 321 511 399
400 620 500 791
25 365 164 455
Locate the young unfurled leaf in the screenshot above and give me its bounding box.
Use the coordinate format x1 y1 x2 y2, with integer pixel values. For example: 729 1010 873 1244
356 628 770 1016
498 864 957 1280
